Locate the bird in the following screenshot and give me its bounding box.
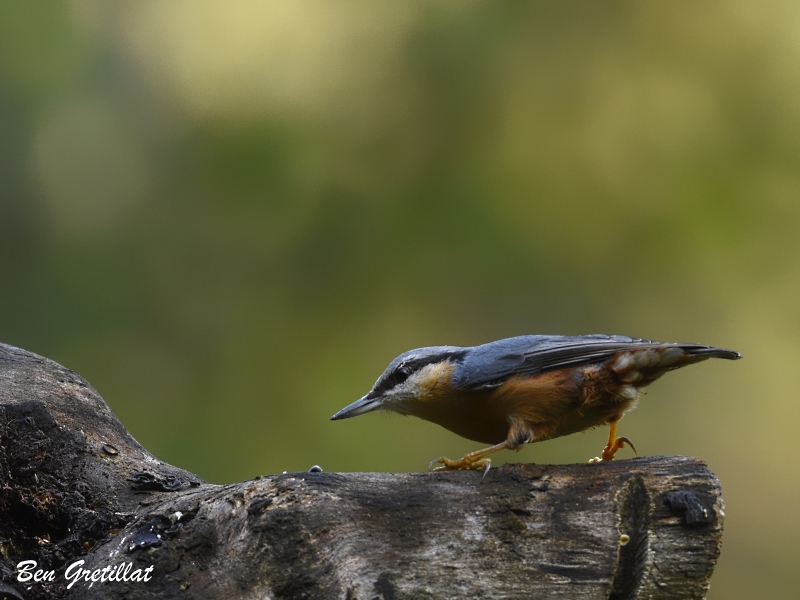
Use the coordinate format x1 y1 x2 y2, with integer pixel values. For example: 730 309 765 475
331 335 740 472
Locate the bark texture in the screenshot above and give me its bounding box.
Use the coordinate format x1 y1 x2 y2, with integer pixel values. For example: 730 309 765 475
0 342 723 600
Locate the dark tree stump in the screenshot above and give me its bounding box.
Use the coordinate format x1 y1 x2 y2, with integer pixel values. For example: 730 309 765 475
0 343 723 599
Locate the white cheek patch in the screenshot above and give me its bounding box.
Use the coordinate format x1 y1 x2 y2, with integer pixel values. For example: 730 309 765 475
383 362 453 407
385 378 417 402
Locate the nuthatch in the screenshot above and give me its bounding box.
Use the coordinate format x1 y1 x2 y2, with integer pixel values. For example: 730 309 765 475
331 335 740 472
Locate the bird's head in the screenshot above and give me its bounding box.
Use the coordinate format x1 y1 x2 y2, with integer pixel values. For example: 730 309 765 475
330 345 467 420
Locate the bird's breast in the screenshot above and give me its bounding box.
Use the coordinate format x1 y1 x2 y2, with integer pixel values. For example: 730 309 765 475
402 388 511 445
400 357 646 445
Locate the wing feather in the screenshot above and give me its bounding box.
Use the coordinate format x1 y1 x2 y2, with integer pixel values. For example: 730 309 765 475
453 335 732 390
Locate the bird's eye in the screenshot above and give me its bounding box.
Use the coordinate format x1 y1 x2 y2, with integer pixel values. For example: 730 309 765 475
395 366 412 382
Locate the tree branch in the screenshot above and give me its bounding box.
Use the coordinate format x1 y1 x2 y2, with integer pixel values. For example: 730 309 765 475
0 343 723 599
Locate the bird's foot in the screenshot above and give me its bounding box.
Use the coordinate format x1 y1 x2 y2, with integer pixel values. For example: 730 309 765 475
428 441 509 476
429 454 492 474
589 435 637 463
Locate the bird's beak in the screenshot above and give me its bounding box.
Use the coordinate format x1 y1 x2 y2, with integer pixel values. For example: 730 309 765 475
330 394 382 420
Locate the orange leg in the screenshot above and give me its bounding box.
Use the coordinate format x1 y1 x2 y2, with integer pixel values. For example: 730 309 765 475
589 420 637 463
429 441 509 475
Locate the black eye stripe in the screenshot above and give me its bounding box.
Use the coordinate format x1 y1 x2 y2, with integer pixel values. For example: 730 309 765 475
373 365 412 394
372 349 468 395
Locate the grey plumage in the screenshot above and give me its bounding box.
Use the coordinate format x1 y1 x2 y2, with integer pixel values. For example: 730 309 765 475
452 335 740 390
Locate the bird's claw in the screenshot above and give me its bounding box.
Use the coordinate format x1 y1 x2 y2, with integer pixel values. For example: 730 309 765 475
429 455 492 475
617 436 637 455
590 435 637 463
428 456 446 471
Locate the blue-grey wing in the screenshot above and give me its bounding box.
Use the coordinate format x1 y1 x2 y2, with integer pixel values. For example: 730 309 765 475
452 334 668 390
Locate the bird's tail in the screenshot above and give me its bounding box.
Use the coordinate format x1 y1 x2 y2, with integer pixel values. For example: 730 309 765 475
655 344 741 373
682 345 741 361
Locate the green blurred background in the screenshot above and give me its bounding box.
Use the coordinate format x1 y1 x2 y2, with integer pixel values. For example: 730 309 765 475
1 1 797 597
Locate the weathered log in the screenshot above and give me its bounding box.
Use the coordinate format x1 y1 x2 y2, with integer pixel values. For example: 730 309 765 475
0 342 723 599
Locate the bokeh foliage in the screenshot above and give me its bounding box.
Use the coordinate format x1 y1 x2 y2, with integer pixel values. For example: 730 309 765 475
1 2 798 598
